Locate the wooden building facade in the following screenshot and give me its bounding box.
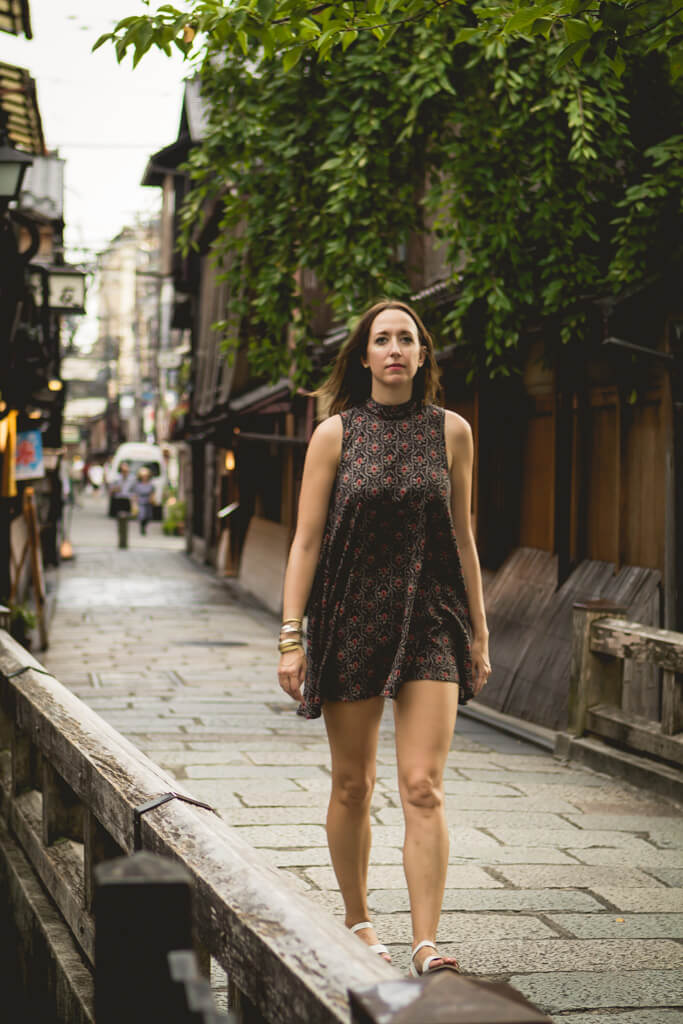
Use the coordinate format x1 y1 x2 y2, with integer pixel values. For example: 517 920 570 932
142 81 681 744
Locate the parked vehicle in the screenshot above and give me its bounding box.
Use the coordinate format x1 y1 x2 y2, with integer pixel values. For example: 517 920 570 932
108 443 167 519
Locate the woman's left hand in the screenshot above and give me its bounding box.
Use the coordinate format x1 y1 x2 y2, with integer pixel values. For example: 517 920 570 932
471 634 492 696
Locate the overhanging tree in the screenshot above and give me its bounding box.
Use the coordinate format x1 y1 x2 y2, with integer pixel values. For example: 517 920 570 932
97 2 683 382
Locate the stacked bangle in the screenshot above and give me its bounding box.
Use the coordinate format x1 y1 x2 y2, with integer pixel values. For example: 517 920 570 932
279 616 303 654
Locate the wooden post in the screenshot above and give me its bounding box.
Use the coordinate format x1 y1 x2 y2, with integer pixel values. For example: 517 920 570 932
94 851 195 1024
349 972 551 1023
117 512 129 549
24 488 47 650
661 671 683 735
569 600 627 736
11 722 38 795
42 759 83 846
84 808 125 911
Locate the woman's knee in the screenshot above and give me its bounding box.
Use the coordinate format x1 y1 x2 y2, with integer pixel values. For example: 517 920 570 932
331 770 375 808
400 772 443 812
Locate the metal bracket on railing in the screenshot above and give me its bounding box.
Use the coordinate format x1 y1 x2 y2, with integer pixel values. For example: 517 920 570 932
133 792 218 851
5 665 56 679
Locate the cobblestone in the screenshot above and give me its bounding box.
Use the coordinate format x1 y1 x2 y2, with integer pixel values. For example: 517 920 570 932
42 494 683 1021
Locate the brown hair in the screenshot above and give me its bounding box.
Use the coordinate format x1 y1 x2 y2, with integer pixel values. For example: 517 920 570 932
315 300 442 416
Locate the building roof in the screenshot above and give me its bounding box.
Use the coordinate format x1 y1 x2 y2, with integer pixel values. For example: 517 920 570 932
141 77 208 188
0 0 31 38
0 61 44 153
19 154 64 220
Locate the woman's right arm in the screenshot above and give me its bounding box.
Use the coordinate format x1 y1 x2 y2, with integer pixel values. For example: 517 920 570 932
278 413 342 703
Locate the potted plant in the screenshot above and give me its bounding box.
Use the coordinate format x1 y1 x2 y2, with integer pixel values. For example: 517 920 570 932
9 602 37 650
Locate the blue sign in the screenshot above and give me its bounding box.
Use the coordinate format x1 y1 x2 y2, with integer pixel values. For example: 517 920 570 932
15 430 45 480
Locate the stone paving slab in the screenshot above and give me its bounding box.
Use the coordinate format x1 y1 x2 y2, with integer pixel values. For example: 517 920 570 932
556 1012 683 1024
588 888 683 913
550 913 683 939
511 970 683 1015
370 888 606 914
40 494 683 1020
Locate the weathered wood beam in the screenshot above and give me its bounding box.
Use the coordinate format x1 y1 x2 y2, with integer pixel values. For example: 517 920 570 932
586 704 683 765
42 760 84 846
569 602 626 737
0 632 392 1024
661 671 683 736
84 808 125 913
591 617 683 674
10 788 94 963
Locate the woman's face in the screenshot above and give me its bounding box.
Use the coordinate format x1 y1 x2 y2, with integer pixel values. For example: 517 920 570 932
361 308 426 390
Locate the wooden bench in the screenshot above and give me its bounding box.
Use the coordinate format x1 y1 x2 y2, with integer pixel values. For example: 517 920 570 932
569 600 683 767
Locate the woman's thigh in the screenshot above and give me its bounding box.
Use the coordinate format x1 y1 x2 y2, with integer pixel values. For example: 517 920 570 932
323 697 385 783
394 680 459 792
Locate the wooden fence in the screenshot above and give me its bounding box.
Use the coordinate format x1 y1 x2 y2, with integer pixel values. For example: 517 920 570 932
0 629 391 1023
568 600 683 769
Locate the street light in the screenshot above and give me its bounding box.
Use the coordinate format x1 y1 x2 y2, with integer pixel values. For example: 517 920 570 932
0 129 34 205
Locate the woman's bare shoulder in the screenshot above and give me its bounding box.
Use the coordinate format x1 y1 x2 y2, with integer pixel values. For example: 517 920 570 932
443 408 472 443
308 413 343 462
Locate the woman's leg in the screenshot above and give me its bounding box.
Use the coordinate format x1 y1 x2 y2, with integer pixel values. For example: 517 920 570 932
394 679 459 970
322 696 385 952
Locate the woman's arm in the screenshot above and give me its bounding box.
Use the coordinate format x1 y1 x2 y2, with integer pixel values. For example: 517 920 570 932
278 413 343 703
445 410 491 695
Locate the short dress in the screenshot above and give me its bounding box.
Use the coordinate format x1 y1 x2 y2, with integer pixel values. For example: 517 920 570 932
300 395 474 720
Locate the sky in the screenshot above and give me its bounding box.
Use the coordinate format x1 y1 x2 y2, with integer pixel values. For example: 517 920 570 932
2 0 189 260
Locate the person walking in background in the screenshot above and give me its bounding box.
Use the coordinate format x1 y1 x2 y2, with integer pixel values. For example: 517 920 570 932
133 467 155 535
278 300 491 975
109 461 135 517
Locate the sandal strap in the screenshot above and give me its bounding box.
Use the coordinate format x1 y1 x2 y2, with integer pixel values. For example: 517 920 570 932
349 921 374 935
411 939 437 961
368 943 390 956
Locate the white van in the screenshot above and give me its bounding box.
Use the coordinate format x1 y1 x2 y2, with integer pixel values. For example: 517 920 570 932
109 442 167 519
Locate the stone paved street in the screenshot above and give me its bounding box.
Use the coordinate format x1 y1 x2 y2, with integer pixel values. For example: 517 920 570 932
42 492 683 1023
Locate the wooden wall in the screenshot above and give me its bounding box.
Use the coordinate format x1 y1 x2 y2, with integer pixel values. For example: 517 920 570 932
479 548 661 730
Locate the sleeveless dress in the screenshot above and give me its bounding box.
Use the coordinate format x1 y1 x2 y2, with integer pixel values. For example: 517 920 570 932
300 396 474 720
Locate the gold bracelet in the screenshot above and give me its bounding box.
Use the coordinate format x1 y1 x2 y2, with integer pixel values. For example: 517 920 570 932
282 617 303 625
280 624 302 635
279 640 304 654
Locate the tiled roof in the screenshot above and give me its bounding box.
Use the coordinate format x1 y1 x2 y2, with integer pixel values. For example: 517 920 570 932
0 61 44 154
0 0 31 38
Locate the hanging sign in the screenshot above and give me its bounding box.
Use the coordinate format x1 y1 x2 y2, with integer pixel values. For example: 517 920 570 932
15 430 45 480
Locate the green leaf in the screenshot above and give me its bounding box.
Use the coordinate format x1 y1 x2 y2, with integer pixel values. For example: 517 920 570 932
92 32 113 52
564 18 592 43
282 45 303 71
504 7 546 34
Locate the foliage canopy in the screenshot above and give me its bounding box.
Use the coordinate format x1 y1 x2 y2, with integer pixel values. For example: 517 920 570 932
97 2 683 382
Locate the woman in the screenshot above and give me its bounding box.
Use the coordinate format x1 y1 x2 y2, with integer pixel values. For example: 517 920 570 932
278 300 490 975
133 467 155 535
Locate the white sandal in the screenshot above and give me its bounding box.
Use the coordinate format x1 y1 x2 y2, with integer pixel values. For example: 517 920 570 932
409 939 460 976
349 921 391 962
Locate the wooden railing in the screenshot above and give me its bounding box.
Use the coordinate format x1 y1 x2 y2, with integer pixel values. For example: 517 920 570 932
0 630 550 1024
569 600 683 767
0 630 391 1023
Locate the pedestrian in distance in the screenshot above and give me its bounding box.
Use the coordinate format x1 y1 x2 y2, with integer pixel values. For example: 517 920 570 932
278 299 491 976
134 467 155 535
109 461 135 517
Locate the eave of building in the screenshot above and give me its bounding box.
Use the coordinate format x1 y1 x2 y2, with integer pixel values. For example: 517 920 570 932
141 136 191 188
0 60 44 154
0 0 32 38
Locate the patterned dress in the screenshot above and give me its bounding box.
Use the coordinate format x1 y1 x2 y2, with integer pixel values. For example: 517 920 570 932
301 396 473 719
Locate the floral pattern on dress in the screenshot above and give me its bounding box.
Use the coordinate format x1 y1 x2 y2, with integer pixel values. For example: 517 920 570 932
300 396 473 719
